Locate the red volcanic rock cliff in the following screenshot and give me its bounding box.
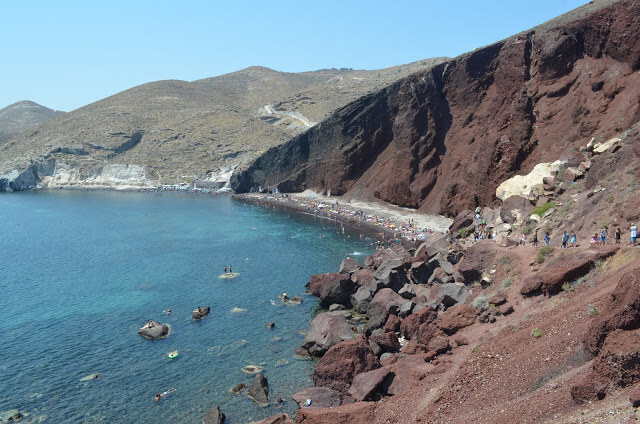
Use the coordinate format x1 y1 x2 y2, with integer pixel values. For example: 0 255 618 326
231 0 640 216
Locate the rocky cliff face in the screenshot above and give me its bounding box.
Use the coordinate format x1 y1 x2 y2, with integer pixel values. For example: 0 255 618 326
231 0 640 216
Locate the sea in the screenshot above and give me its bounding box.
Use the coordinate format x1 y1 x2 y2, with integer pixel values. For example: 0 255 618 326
0 191 375 424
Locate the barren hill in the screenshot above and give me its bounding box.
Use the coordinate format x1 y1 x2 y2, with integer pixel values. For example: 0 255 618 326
0 100 64 143
0 61 444 190
231 0 640 217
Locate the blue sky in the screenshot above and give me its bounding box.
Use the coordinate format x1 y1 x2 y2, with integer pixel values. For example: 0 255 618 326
1 0 589 112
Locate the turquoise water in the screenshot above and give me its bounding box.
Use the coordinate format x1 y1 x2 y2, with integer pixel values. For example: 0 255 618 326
0 191 374 423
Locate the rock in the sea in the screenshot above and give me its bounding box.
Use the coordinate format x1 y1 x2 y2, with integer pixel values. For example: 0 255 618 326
242 365 264 374
0 409 24 423
203 405 225 424
247 373 270 406
230 383 248 394
301 312 354 357
313 335 380 395
265 321 275 329
292 386 342 408
192 306 210 320
137 321 169 340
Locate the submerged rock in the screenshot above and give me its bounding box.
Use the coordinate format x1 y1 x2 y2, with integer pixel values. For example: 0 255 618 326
80 373 100 381
230 383 248 394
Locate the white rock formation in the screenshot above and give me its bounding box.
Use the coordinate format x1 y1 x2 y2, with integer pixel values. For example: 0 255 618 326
496 160 566 201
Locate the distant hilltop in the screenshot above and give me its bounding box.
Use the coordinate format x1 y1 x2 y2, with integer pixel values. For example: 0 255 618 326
0 60 445 191
0 100 65 143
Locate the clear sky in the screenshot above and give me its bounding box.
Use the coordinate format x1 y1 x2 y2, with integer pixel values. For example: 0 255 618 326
0 0 590 112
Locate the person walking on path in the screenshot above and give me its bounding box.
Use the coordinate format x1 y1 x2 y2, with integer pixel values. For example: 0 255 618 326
631 224 638 246
600 228 607 245
532 231 539 248
615 227 621 244
570 232 576 248
562 231 569 248
544 232 550 247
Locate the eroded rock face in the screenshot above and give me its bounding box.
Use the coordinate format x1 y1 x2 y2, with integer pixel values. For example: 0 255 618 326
312 335 380 395
248 414 295 424
231 0 640 216
401 306 438 340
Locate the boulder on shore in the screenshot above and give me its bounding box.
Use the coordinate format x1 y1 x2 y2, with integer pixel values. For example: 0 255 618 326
138 321 169 340
313 335 380 395
192 306 211 320
292 386 342 408
309 273 355 307
249 414 295 424
301 312 355 357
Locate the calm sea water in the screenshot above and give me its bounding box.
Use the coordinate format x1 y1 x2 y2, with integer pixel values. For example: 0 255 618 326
0 191 374 424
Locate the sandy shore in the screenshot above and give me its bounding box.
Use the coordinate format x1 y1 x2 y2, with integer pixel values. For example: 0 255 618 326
233 190 453 245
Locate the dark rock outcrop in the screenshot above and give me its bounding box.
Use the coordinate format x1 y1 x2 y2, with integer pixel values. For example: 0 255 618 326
203 406 226 424
192 306 210 320
309 273 355 307
247 373 270 406
137 321 169 340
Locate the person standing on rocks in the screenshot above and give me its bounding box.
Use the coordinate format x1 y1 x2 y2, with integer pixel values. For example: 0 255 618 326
615 227 621 244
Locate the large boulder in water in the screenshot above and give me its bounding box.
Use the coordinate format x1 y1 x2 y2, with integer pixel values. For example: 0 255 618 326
309 273 355 307
192 306 210 320
138 321 169 340
203 406 226 424
301 312 354 357
247 373 270 406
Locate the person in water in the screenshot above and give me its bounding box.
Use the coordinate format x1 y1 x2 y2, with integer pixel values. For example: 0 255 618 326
155 389 174 402
166 308 172 315
229 265 232 274
224 266 227 273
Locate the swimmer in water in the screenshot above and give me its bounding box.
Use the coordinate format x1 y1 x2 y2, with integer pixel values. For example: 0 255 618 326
155 388 176 402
